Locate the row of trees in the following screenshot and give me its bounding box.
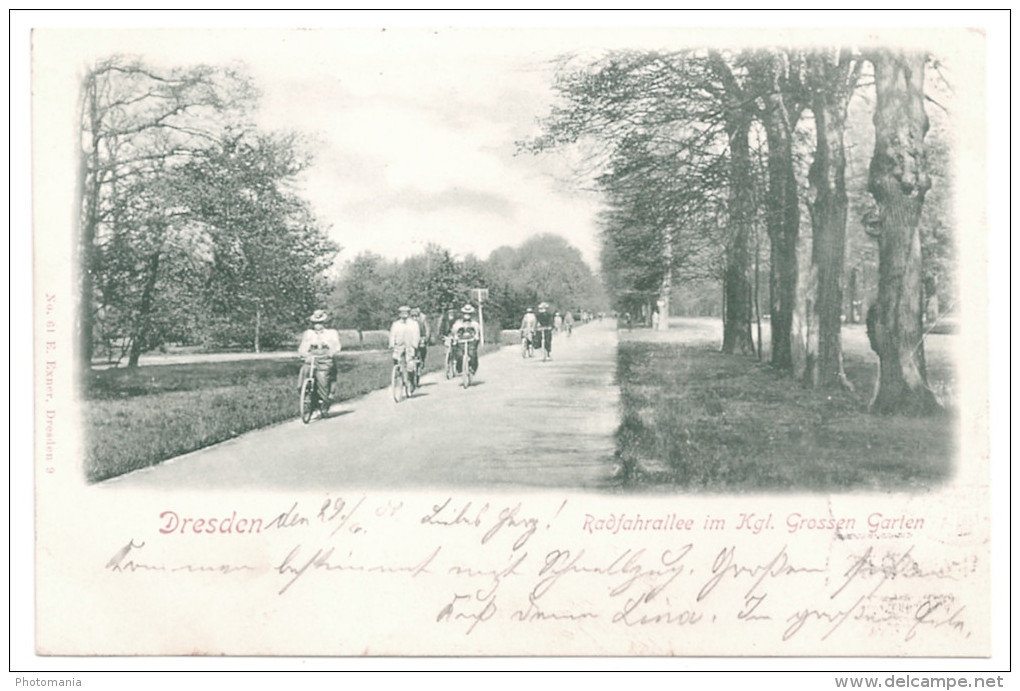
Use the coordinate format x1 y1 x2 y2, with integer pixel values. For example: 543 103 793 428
328 234 607 334
75 56 338 369
529 46 952 414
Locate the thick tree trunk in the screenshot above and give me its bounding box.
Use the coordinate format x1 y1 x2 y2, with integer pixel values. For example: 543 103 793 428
127 250 162 368
761 88 800 371
722 120 755 355
866 50 941 415
807 51 857 390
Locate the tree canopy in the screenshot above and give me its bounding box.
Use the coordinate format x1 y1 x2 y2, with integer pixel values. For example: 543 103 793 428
76 56 338 366
328 234 606 334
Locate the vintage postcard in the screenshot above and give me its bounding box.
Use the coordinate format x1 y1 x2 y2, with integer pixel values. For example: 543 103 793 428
16 11 1009 675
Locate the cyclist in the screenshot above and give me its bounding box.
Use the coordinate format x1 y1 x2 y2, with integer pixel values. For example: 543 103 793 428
410 307 431 370
564 310 574 336
535 302 555 359
520 307 538 353
450 304 481 375
388 305 421 377
297 310 342 404
438 306 458 371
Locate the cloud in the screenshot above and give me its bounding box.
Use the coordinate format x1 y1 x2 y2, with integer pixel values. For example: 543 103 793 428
343 187 516 219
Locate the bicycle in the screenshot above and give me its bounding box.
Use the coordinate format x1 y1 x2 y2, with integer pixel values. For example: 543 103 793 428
391 351 415 402
452 337 475 389
536 326 552 361
299 355 330 423
443 336 455 379
411 345 426 390
521 329 535 358
410 360 420 391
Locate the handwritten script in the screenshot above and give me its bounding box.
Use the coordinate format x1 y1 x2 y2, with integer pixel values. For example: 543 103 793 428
99 496 981 654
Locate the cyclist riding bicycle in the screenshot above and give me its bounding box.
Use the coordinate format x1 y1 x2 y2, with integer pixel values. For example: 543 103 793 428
297 310 342 404
388 305 421 375
450 304 481 375
535 302 555 359
439 306 457 341
410 307 430 370
437 307 458 375
520 306 538 348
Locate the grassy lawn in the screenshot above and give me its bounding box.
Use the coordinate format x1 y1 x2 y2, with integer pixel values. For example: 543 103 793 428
84 344 497 483
612 322 957 493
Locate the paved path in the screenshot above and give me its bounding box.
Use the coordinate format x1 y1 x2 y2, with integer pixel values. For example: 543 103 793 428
105 321 620 491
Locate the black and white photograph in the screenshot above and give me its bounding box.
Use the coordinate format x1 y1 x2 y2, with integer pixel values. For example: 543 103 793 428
14 9 1009 683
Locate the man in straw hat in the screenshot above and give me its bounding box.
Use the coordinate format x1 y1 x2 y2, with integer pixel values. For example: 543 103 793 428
389 305 421 374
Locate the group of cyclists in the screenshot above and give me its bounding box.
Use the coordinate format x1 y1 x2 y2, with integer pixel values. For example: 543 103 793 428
297 302 488 410
298 299 589 409
518 302 557 360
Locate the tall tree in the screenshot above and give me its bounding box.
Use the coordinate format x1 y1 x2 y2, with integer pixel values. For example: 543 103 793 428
422 244 462 314
185 132 338 352
865 49 941 414
597 136 726 321
804 48 861 389
530 50 737 334
708 51 756 355
330 252 389 333
101 165 210 366
76 56 255 369
747 49 807 370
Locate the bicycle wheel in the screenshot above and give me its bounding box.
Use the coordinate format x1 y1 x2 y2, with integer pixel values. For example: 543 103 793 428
300 378 315 423
444 349 453 379
461 350 471 389
391 365 404 402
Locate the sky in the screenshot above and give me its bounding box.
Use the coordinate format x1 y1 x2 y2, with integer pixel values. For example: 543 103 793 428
242 28 607 267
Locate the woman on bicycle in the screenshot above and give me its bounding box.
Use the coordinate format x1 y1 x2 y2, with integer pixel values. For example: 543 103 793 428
298 310 342 404
450 304 481 375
